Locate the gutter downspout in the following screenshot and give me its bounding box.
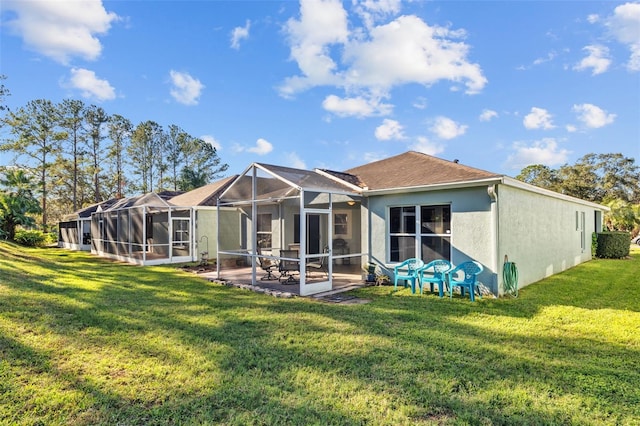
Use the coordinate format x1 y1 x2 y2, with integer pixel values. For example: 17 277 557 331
487 185 500 296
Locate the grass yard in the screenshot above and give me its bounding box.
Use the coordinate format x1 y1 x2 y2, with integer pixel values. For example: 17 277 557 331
0 242 639 425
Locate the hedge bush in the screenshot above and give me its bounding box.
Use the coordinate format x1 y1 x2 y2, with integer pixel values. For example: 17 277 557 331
595 232 630 259
14 229 52 247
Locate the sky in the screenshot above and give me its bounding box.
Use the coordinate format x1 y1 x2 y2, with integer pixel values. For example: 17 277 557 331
1 0 639 180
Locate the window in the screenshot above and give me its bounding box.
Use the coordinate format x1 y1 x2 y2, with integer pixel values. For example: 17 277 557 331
257 213 272 248
334 210 351 238
389 205 451 263
173 219 190 244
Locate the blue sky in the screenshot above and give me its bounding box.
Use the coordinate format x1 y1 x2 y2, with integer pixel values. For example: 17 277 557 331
1 0 639 178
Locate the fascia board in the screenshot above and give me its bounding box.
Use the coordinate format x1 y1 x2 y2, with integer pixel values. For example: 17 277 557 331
502 176 610 211
364 177 504 196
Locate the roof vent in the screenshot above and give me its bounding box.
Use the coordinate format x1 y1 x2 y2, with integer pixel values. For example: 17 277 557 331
453 159 459 163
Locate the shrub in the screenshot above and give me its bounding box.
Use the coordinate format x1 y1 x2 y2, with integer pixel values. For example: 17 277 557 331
595 232 630 259
14 229 49 247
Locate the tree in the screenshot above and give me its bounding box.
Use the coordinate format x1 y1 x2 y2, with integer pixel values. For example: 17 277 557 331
0 75 9 117
107 114 132 199
515 164 559 192
577 153 640 203
0 169 41 241
165 124 188 191
59 99 87 211
604 199 640 232
84 105 109 203
179 136 228 191
128 121 162 193
1 100 66 229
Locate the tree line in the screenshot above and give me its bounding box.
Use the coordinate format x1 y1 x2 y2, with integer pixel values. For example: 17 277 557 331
0 78 228 229
515 153 640 232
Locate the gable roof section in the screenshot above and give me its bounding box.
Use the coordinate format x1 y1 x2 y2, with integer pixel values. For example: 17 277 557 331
62 198 119 221
169 176 238 206
103 192 171 211
344 151 502 191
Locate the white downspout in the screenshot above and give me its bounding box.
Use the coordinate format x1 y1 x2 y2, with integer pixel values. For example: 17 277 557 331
487 185 500 296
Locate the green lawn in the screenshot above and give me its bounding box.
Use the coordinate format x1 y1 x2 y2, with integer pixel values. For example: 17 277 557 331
1 242 639 425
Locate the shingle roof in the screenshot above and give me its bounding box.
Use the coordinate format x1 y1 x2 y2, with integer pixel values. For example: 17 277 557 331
344 151 502 190
169 176 238 206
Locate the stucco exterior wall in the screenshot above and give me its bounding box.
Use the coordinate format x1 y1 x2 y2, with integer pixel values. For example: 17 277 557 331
195 208 217 260
497 184 599 293
367 186 497 292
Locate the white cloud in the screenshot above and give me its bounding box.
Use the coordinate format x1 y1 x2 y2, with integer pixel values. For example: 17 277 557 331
574 45 611 75
3 0 118 64
247 138 273 155
66 68 116 101
410 136 445 156
566 124 578 133
375 119 405 140
169 70 204 106
354 0 402 28
285 152 306 169
479 109 498 122
430 116 467 140
606 2 640 71
533 51 557 66
342 15 487 94
362 151 388 164
201 135 222 151
523 107 555 130
280 0 349 97
230 20 251 50
507 138 571 169
587 14 600 24
412 97 428 110
280 1 487 114
322 94 392 117
572 103 616 128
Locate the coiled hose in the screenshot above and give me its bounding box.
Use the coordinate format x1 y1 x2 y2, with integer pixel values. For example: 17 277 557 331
503 255 519 298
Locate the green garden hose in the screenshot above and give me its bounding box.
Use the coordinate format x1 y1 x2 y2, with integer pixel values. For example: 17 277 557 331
503 256 519 298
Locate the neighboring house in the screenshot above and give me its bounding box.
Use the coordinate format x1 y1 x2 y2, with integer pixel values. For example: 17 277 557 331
216 151 607 296
59 177 236 266
58 199 118 251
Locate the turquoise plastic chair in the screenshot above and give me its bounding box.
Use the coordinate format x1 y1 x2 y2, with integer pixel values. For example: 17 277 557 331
417 259 452 296
447 261 483 301
447 261 484 302
393 258 424 293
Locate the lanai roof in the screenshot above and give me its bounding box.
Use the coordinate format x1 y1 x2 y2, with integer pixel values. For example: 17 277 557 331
169 176 237 207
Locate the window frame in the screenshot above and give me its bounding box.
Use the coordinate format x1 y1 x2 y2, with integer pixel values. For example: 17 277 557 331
256 213 273 249
388 204 452 263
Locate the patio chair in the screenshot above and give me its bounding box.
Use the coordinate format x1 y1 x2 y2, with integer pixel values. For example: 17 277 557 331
257 249 278 281
307 247 329 278
417 259 452 296
278 249 300 284
447 261 483 301
393 258 425 293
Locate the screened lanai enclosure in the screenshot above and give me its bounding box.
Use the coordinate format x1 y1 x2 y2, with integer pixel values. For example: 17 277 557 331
217 163 366 296
90 193 194 265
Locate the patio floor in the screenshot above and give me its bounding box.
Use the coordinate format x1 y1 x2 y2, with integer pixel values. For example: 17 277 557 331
201 262 369 297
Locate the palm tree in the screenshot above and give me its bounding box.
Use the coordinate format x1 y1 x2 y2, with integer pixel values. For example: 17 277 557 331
0 169 41 241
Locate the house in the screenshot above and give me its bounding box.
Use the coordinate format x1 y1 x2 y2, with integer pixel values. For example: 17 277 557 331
59 151 607 297
58 198 118 251
215 151 607 296
59 177 236 266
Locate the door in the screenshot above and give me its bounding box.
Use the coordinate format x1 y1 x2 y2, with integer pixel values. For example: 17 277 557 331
307 214 321 255
300 210 331 296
